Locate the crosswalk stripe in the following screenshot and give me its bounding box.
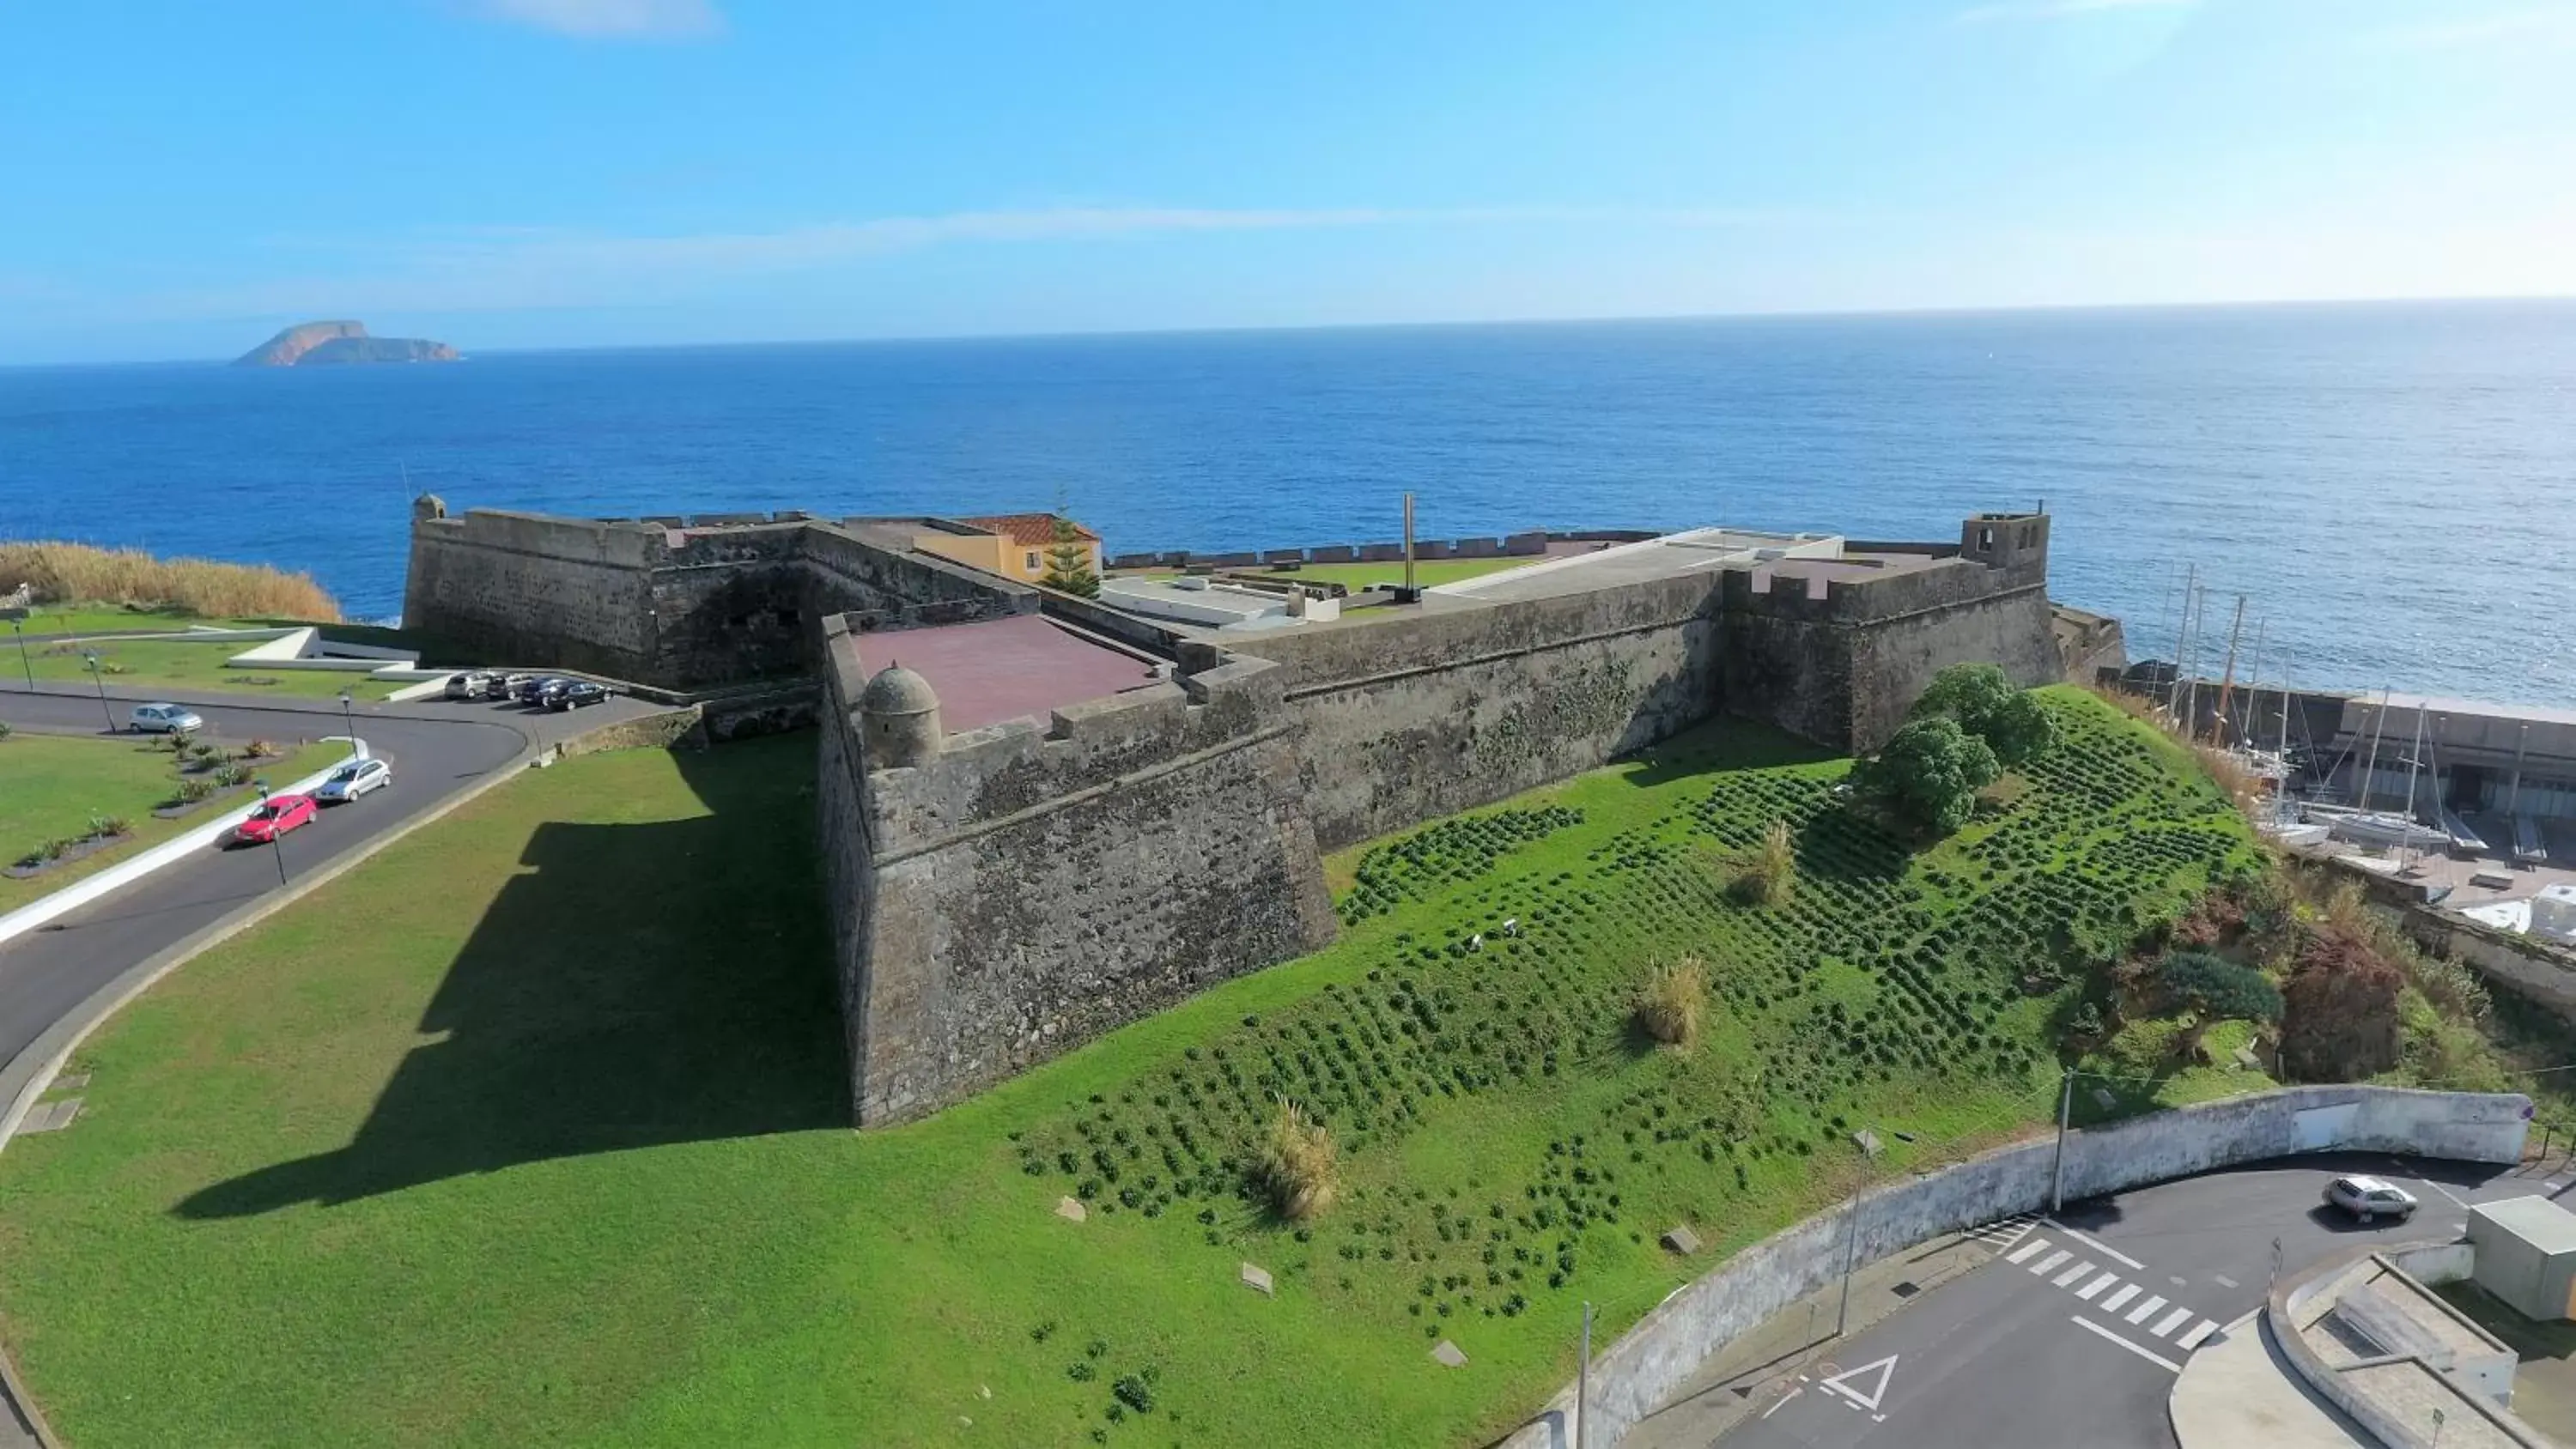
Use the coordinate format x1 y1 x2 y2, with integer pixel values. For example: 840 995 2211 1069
2150 1307 2194 1338
2030 1249 2072 1276
2053 1260 2097 1288
2075 1272 2118 1300
2125 1294 2168 1325
2006 1239 2050 1265
2070 1315 2182 1373
2175 1319 2221 1350
2100 1283 2140 1312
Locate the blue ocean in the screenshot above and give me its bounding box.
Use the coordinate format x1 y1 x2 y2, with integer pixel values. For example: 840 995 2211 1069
3 300 2572 706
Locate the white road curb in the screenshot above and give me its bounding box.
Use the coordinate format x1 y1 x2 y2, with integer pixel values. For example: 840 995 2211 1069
0 742 359 949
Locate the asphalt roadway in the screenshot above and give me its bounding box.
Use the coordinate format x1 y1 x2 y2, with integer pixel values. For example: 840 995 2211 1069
1686 1149 2568 1449
0 680 659 1076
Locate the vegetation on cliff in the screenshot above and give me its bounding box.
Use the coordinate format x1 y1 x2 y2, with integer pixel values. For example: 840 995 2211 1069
0 691 2303 1449
0 541 340 621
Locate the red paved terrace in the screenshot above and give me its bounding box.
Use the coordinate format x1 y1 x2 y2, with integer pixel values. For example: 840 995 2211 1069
867 614 1165 735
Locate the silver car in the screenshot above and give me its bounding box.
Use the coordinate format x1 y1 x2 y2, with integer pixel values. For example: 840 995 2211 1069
313 756 392 803
129 702 204 734
2321 1174 2419 1223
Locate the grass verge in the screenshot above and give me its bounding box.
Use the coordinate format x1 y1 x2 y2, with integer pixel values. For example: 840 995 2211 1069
0 692 2271 1448
0 734 343 912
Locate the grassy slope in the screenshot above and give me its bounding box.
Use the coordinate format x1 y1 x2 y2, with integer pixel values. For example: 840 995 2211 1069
12 635 414 702
0 691 2263 1449
0 735 342 911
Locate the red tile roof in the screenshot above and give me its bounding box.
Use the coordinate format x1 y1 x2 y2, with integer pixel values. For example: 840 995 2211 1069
957 512 1099 547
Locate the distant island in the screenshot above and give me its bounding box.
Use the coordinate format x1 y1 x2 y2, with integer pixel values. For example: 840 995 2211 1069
234 320 459 367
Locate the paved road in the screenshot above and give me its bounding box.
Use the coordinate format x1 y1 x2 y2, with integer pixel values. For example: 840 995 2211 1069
0 682 657 1074
1692 1151 2565 1449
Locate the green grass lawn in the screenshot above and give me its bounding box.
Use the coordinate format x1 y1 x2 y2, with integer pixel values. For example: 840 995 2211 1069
9 603 288 637
0 734 343 912
0 691 2265 1448
11 635 415 701
1123 556 1542 590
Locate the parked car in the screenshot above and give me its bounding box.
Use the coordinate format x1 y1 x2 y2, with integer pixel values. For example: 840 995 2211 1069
313 757 393 803
129 702 204 734
232 793 318 845
531 676 577 706
488 672 535 701
545 681 611 712
2321 1174 2419 1223
445 671 499 700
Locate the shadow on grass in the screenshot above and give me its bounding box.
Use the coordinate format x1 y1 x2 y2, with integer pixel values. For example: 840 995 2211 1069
1615 716 1837 791
176 746 844 1218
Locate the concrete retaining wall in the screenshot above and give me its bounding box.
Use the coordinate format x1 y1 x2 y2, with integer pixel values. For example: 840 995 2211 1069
2270 1247 2546 1449
1502 1087 2531 1449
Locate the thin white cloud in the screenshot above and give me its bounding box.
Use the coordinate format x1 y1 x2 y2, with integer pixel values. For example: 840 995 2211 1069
1955 0 2197 23
2366 8 2576 50
471 0 722 39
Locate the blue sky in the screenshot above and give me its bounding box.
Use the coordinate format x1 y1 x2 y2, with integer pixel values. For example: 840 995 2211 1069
3 0 2573 362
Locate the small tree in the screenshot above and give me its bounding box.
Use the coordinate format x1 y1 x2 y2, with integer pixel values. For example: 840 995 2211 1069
1038 512 1100 598
2157 949 2282 1063
1856 717 2000 835
1911 662 2057 766
2278 931 2403 1082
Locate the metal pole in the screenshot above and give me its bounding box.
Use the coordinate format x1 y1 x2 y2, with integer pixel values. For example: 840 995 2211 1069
1402 492 1417 597
83 652 113 731
339 689 357 758
1835 1195 1862 1336
255 780 289 888
1576 1301 1592 1449
10 620 30 688
2050 1068 2075 1212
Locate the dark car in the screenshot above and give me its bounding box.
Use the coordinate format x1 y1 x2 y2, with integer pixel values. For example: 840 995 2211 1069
544 681 611 712
484 672 532 701
510 675 563 705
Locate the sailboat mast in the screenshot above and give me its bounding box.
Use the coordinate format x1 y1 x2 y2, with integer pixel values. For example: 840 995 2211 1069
2360 687 2391 814
2166 565 2198 724
2212 595 2248 747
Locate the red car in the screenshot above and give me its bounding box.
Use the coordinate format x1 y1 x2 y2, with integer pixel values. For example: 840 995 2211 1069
233 793 318 846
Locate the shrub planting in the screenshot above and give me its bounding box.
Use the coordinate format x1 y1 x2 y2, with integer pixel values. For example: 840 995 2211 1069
1633 955 1707 1048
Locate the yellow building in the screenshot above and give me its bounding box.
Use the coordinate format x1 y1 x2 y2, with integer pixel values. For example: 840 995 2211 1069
910 513 1103 585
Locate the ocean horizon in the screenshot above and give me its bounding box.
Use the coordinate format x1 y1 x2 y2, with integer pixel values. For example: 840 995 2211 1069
4 298 2572 708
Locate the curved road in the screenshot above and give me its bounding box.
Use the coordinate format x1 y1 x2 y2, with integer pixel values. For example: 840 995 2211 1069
0 681 657 1080
1655 1149 2562 1449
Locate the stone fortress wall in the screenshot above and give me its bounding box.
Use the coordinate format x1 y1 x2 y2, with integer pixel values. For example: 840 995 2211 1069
406 501 2084 1124
401 497 1032 689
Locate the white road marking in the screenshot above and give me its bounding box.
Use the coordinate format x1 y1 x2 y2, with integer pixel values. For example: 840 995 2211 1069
2045 1222 2147 1271
2006 1239 2050 1265
2125 1294 2169 1325
2151 1307 2194 1338
2175 1319 2221 1350
2029 1249 2073 1276
2076 1272 2118 1300
1761 1388 1800 1419
2100 1283 2141 1312
2072 1315 2183 1373
2389 1158 2471 1209
1818 1355 1898 1412
2053 1260 2097 1288
2213 1276 2239 1289
2169 1276 2188 1288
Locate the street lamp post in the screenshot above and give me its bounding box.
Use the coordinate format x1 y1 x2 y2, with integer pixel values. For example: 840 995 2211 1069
252 779 289 888
82 651 114 731
2050 1068 2078 1213
5 611 30 688
337 688 358 759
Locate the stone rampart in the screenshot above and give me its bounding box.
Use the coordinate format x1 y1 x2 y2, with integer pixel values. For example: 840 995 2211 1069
1247 573 1722 850
819 616 1335 1125
1501 1086 2530 1449
402 503 1030 689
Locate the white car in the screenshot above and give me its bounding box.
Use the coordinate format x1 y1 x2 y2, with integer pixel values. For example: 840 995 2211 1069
2321 1174 2419 1223
129 702 204 734
313 757 392 803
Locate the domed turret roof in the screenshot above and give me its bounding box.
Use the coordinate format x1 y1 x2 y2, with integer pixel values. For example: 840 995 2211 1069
859 663 939 714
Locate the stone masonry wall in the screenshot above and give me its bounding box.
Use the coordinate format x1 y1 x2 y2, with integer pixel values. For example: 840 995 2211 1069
820 617 1336 1125
1243 573 1722 851
403 509 665 680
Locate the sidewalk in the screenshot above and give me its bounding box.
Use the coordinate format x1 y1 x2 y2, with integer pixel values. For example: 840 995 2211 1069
2169 1312 2374 1449
1620 1231 1993 1449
